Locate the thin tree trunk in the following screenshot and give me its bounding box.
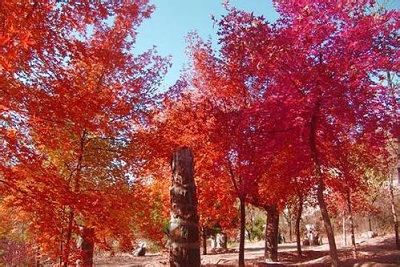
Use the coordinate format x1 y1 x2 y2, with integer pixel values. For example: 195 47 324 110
389 173 400 249
60 226 64 266
202 227 207 255
310 100 339 266
342 211 347 246
227 160 246 267
387 71 400 250
64 130 87 266
368 216 372 232
238 197 246 267
35 247 40 267
264 204 279 262
169 147 200 267
287 206 293 243
63 210 74 267
346 188 357 258
317 178 339 266
295 194 303 257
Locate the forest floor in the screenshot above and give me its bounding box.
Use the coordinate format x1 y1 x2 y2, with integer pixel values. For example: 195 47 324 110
94 234 400 266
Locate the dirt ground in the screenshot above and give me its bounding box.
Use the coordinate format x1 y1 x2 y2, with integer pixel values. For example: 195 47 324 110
94 234 400 266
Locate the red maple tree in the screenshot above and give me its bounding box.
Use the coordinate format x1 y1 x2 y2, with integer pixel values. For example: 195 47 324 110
1 1 168 264
184 1 398 266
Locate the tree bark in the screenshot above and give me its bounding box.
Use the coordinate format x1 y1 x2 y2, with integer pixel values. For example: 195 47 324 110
387 72 400 250
64 130 87 266
238 197 246 267
63 210 74 267
169 147 200 267
342 211 347 246
389 173 400 249
295 194 303 257
346 188 357 258
202 228 207 255
288 208 293 243
284 206 293 243
368 216 372 232
316 178 339 266
227 160 246 267
310 100 339 266
264 204 279 262
80 227 94 267
35 247 40 267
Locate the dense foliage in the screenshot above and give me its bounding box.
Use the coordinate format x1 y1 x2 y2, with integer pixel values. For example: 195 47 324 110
0 0 398 266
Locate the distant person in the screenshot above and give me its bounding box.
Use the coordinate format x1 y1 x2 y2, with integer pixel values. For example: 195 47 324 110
278 232 285 244
133 242 146 256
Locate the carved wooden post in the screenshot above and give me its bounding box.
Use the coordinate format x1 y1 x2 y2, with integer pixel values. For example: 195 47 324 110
170 147 200 267
80 227 94 267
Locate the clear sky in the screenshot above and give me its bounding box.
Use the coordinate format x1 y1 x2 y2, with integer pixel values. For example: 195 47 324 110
134 0 278 91
134 0 399 91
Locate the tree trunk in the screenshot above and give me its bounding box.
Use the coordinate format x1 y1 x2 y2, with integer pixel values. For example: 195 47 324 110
59 227 64 266
286 206 293 243
64 130 86 266
35 247 40 267
80 227 94 267
389 173 400 249
368 216 372 232
310 100 339 266
289 211 293 243
317 178 339 266
202 227 207 255
264 204 279 262
346 188 357 258
238 197 246 267
342 211 347 246
387 71 400 250
295 194 303 257
63 210 74 267
169 147 200 267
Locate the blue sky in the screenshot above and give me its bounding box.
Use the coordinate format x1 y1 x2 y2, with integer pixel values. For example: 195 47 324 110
134 0 399 91
134 0 278 90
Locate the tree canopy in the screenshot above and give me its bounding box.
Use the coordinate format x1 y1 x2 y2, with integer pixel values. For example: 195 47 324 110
0 0 398 266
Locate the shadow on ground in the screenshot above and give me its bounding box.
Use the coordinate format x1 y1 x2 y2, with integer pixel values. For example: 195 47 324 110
94 235 400 266
203 236 400 267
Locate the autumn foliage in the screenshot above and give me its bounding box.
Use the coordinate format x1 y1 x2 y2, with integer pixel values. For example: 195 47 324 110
0 0 399 266
1 1 168 265
180 0 398 265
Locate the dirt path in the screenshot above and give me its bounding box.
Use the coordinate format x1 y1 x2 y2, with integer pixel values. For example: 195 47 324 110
94 235 400 266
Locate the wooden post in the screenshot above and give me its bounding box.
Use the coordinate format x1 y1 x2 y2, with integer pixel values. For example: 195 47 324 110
170 147 200 267
80 227 94 267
